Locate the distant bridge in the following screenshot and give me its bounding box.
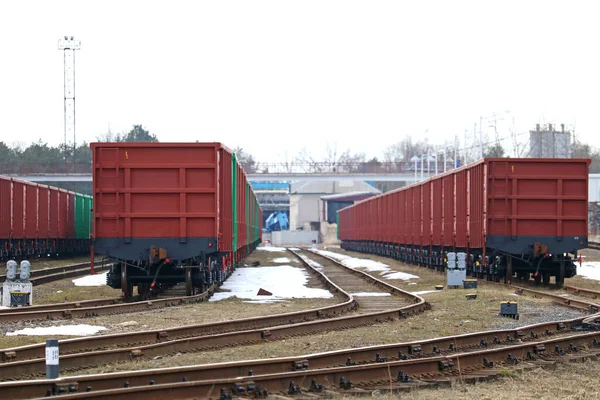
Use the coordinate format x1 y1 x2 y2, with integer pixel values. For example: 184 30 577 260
0 161 447 183
4 172 432 183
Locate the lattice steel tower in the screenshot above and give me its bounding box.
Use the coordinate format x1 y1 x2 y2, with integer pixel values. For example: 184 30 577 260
58 36 81 171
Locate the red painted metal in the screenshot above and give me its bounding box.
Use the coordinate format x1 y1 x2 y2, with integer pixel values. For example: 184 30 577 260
24 184 38 239
218 148 233 252
37 186 49 240
0 177 11 240
58 189 69 239
49 188 59 239
338 158 591 254
12 180 25 239
92 143 221 241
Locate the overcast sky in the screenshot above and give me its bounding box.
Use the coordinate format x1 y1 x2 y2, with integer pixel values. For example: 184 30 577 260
0 1 597 163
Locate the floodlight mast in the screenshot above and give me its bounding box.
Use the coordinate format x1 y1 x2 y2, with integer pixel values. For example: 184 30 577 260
58 36 81 172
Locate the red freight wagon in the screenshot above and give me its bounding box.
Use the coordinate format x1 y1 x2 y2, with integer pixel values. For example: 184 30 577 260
0 177 11 257
338 158 591 286
12 180 25 240
25 184 38 241
0 175 90 259
92 142 262 299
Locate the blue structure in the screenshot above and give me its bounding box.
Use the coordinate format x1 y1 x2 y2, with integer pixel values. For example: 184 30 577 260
251 182 290 191
263 211 289 232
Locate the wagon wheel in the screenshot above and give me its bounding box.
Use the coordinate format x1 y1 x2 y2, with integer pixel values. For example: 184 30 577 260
138 283 150 300
120 264 133 300
185 267 195 296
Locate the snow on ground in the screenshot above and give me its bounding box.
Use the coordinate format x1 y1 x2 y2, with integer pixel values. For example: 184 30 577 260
273 257 292 263
577 262 600 281
6 324 107 336
0 306 10 309
351 292 392 297
209 265 334 303
72 271 108 287
256 246 287 252
410 290 439 295
311 249 420 280
384 271 421 280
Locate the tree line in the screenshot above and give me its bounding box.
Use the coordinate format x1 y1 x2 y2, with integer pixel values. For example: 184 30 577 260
1 125 599 178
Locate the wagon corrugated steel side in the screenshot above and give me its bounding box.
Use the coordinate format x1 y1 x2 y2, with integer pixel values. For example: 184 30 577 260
25 183 38 240
0 177 11 252
92 143 221 261
12 180 25 240
338 158 591 283
0 176 91 259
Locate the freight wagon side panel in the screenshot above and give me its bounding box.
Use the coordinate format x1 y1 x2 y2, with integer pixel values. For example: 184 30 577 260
218 148 233 252
391 191 400 244
38 186 50 239
74 194 84 239
0 177 11 239
85 195 93 239
12 180 25 239
469 163 485 249
49 188 59 239
431 177 443 246
422 181 431 248
68 192 76 239
411 186 420 246
25 184 39 239
396 190 409 245
442 174 454 248
454 169 467 248
58 190 69 239
486 158 590 254
92 143 220 261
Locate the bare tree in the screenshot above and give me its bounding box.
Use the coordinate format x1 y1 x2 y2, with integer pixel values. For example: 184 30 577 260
233 147 258 173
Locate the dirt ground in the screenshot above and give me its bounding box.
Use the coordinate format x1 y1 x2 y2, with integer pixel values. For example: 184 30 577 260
0 247 341 350
65 245 584 376
343 358 600 399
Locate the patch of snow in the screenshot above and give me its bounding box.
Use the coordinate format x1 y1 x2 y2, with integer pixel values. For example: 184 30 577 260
209 266 333 302
311 249 419 280
0 306 10 309
576 262 600 281
273 257 291 263
256 246 287 252
56 290 63 294
408 282 417 285
72 272 108 287
243 299 287 304
410 290 438 295
6 324 107 336
383 271 420 280
350 292 392 297
288 247 300 251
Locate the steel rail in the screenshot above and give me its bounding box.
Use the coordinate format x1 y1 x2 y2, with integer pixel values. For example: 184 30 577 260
0 315 590 399
588 241 600 251
27 331 600 399
0 285 218 323
564 285 600 300
0 248 428 379
0 261 102 284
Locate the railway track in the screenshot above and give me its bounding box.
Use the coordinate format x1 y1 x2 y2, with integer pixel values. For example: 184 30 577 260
0 284 214 323
3 248 600 398
294 248 412 313
0 261 109 286
0 248 427 380
0 315 595 399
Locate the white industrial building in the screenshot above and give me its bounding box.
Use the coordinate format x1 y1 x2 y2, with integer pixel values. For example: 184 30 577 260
289 180 381 243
